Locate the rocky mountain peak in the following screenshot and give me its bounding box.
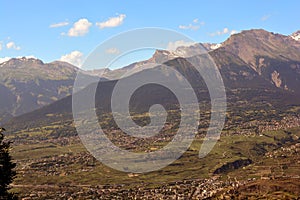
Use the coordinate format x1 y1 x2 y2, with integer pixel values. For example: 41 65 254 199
0 57 44 68
219 29 300 71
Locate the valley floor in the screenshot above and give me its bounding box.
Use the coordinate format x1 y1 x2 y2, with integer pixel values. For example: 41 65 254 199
9 126 300 199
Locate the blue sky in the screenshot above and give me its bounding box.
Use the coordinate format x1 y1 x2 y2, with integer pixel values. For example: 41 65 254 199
1 0 299 69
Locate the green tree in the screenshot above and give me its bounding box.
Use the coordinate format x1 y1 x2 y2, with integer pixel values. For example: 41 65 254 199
0 127 17 200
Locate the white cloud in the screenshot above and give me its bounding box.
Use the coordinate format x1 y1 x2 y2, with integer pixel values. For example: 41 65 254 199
6 41 21 50
179 18 204 31
179 24 200 31
60 51 84 67
49 21 69 28
67 18 92 37
167 40 196 51
106 47 120 54
0 43 2 51
261 14 271 21
0 57 11 64
96 14 126 29
230 30 238 35
6 42 15 49
210 28 238 36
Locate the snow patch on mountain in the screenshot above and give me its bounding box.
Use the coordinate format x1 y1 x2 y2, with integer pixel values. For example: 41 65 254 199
291 31 300 41
210 43 222 50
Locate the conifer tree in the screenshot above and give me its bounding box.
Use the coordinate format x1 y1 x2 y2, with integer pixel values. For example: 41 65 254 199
0 127 17 200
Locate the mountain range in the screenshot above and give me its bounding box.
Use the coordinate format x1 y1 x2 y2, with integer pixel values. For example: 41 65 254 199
1 29 300 127
0 58 79 123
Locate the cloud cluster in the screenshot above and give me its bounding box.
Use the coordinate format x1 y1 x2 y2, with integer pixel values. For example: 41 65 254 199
96 14 126 29
179 18 204 31
60 50 84 67
6 41 21 50
58 15 127 37
67 18 92 37
2 14 127 63
210 28 238 36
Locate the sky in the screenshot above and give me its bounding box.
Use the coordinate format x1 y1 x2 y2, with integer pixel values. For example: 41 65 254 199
0 0 299 69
